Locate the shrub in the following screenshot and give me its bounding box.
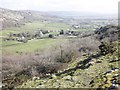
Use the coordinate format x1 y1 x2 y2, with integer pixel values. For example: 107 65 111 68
60 30 64 35
49 34 54 38
22 38 28 43
2 36 100 82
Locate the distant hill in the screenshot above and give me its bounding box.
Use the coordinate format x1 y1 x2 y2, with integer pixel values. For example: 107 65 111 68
44 11 117 19
0 8 117 29
0 8 24 29
0 8 60 29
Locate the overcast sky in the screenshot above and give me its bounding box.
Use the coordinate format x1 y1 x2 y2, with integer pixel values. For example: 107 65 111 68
0 0 119 14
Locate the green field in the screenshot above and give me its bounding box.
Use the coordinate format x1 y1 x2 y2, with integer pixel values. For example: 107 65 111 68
2 38 64 55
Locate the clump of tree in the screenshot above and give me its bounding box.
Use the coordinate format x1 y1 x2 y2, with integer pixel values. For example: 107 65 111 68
48 34 54 38
60 30 64 35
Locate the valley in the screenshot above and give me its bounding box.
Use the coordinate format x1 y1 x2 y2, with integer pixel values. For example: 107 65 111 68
0 8 119 89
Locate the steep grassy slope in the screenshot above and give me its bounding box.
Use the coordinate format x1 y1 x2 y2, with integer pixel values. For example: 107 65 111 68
17 41 119 89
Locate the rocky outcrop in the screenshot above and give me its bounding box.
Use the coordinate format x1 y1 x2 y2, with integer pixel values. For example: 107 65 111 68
95 25 118 41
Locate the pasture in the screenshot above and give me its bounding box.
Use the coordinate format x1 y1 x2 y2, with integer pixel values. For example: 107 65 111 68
2 38 64 55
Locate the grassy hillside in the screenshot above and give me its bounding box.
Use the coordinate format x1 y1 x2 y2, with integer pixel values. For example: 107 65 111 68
0 8 61 29
17 41 119 88
15 25 119 89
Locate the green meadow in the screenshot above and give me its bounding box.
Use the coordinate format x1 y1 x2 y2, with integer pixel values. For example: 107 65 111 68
2 38 64 55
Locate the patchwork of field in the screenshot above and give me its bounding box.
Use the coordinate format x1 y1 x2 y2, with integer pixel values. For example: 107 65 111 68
1 21 97 36
1 21 70 54
1 20 95 55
